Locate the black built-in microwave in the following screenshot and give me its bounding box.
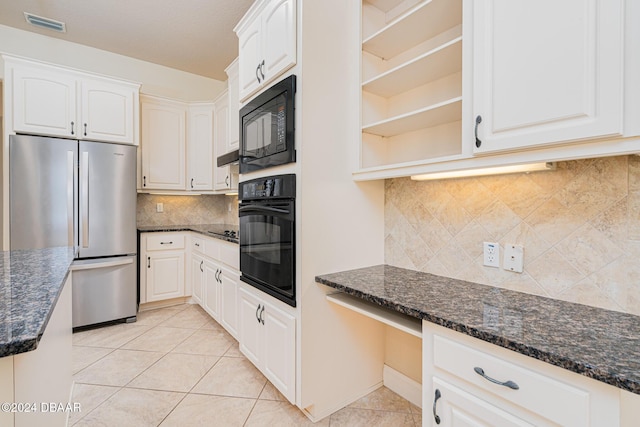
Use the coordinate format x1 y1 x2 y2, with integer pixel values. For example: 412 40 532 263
239 75 296 173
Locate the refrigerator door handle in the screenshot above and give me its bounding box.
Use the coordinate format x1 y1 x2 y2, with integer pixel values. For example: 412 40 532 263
67 151 75 247
70 257 134 271
81 151 90 248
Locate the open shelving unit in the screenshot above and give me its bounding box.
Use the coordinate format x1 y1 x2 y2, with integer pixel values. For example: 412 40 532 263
358 0 464 175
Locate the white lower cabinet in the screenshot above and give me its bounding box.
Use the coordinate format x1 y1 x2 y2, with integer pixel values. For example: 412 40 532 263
220 266 239 338
239 284 295 403
203 259 222 320
140 233 187 304
190 253 204 305
423 322 621 427
190 233 239 339
431 377 533 427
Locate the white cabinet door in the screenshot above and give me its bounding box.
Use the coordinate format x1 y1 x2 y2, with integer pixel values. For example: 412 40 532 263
239 287 262 367
81 79 137 144
237 0 297 102
238 17 263 101
472 0 624 154
214 93 233 191
238 284 296 404
262 299 296 403
430 377 534 427
146 251 185 302
220 266 239 339
261 0 296 85
191 253 204 305
141 98 186 190
187 104 214 191
12 64 77 138
226 59 240 150
203 259 221 320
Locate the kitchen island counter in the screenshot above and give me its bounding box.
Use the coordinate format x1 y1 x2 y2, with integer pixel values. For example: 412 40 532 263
0 246 75 357
316 264 640 395
137 223 239 244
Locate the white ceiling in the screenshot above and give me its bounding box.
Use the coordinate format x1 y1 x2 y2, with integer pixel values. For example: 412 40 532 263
0 0 254 81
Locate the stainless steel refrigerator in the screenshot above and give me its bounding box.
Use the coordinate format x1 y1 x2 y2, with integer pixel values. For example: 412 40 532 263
9 134 137 328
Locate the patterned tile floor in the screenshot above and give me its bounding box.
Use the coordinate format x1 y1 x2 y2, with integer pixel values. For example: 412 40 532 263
71 304 422 426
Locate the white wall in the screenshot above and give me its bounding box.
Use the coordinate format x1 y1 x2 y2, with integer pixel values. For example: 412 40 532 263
0 24 226 101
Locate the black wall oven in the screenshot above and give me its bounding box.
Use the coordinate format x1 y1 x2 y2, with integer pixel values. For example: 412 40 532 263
239 174 296 307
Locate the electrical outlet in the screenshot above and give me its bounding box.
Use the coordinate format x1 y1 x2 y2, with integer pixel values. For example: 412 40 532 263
156 203 164 213
483 242 500 268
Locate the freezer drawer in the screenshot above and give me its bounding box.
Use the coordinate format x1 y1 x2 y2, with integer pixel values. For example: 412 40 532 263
71 256 137 328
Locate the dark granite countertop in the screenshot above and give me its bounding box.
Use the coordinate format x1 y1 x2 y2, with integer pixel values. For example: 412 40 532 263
0 246 75 357
137 224 239 244
316 264 640 395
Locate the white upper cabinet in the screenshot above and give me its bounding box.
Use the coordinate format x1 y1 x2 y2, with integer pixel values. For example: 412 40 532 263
472 0 625 154
225 58 240 150
141 96 186 190
141 95 217 192
213 91 237 191
236 0 297 102
187 104 215 191
81 78 137 144
6 56 139 145
11 63 77 138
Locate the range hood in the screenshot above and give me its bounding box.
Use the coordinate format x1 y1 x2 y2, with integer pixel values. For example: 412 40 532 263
217 150 239 167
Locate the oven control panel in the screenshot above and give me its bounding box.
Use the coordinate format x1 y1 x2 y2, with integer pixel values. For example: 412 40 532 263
239 174 296 200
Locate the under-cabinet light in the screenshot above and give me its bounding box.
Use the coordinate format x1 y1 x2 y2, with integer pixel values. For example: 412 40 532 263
224 192 238 196
24 12 66 33
148 192 202 196
411 162 556 181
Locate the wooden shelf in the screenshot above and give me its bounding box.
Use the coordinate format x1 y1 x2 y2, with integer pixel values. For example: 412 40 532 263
363 37 462 98
327 292 422 338
362 97 462 137
363 0 462 59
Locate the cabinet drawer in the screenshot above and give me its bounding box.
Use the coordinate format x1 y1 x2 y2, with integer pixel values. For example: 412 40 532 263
433 334 589 426
146 234 185 251
220 241 239 270
192 236 205 254
204 238 221 259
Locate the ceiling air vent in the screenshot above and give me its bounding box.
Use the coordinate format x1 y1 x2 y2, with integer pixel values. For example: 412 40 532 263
24 12 66 33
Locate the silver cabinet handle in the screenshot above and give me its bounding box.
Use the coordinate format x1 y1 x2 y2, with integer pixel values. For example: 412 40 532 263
81 151 89 248
147 256 151 268
474 367 519 390
71 121 75 135
143 176 146 187
191 178 194 188
84 123 88 136
200 260 204 272
67 151 75 247
160 241 173 245
259 59 265 80
255 304 261 323
225 175 229 187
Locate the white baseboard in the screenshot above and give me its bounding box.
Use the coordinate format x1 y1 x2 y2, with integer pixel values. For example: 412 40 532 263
383 364 422 408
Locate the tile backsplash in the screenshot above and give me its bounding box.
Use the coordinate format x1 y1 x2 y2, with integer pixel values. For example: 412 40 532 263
137 194 238 227
385 155 640 315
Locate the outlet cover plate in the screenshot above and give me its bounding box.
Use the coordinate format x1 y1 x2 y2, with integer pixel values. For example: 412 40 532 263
483 242 500 268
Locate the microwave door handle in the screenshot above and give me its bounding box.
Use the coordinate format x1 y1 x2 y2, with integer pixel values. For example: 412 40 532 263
238 205 290 215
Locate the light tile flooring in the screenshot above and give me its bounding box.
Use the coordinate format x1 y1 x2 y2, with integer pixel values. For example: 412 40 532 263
71 304 422 426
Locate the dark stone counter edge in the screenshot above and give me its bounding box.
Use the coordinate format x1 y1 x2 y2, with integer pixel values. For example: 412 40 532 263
0 269 71 358
316 276 640 395
137 226 239 244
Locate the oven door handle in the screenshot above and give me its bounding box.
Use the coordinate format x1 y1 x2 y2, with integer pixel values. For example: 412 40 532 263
239 205 290 215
